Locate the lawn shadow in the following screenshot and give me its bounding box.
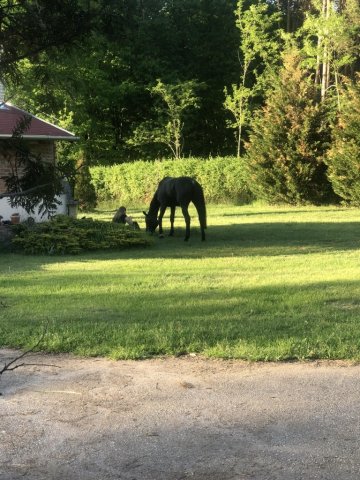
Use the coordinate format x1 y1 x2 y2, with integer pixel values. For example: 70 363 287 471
134 221 360 259
1 221 359 270
222 208 345 217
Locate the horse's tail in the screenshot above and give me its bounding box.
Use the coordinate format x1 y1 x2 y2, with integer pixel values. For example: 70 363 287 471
194 183 207 229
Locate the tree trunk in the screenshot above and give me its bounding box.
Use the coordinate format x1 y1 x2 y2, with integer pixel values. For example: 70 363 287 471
321 0 331 100
287 0 292 32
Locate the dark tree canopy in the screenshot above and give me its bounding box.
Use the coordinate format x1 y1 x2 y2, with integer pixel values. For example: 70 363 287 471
0 0 92 214
7 0 241 162
0 0 91 82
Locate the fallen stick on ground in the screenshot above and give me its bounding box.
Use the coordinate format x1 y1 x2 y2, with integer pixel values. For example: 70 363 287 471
0 327 60 394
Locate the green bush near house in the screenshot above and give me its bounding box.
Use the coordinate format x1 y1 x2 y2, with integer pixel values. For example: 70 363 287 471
9 215 150 255
90 156 253 206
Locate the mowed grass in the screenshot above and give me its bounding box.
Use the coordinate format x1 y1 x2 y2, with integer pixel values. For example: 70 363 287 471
1 203 360 361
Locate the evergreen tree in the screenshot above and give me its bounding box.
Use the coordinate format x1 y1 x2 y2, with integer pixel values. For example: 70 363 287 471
246 50 336 205
326 76 360 205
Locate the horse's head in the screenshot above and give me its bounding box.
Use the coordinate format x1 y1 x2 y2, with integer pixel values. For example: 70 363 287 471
143 211 159 234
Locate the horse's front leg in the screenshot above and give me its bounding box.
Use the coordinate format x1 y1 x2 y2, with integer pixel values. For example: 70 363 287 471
169 206 175 236
158 206 167 238
181 204 191 241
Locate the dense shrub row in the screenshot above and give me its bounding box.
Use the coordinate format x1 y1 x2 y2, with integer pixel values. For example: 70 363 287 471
10 216 150 255
90 157 253 206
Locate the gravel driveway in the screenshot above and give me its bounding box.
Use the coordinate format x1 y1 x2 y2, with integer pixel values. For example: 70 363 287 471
1 350 359 480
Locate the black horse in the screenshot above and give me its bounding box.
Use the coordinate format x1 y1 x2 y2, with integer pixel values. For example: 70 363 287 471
143 176 207 241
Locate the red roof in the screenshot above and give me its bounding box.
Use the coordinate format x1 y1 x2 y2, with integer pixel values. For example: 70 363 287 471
0 104 78 140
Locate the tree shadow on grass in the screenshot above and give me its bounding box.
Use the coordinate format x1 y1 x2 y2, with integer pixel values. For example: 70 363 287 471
1 221 359 271
222 208 345 217
142 221 360 259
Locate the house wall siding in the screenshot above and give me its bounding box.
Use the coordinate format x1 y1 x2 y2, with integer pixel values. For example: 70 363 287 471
0 141 55 192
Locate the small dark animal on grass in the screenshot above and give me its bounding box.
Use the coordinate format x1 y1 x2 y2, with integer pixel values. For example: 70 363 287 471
143 176 207 241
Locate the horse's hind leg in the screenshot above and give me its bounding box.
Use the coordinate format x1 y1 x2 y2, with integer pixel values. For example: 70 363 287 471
181 204 191 241
169 206 175 236
193 198 206 242
158 205 167 238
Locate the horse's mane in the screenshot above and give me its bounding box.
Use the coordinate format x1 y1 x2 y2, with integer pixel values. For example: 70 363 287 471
148 191 160 216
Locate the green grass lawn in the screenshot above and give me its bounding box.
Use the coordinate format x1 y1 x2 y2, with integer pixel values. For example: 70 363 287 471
1 203 360 361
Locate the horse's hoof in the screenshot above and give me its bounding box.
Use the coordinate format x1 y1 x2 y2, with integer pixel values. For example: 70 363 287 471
184 238 189 242
159 234 164 239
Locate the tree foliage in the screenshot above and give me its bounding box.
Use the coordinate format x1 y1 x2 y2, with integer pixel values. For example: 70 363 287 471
224 0 283 156
300 0 360 102
0 0 91 83
246 50 336 204
1 0 360 208
0 0 92 215
326 76 360 204
128 79 200 159
5 0 359 164
8 0 240 161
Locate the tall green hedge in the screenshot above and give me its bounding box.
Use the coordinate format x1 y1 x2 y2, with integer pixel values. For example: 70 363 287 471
90 157 253 206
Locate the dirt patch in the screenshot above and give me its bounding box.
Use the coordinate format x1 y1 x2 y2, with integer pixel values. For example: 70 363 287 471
1 350 359 480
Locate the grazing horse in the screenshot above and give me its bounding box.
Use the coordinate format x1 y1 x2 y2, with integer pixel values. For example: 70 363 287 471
143 176 207 241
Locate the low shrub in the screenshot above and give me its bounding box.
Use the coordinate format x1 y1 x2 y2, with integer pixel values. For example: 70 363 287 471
10 215 151 255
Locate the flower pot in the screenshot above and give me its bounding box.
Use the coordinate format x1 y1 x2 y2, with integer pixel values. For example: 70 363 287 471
11 213 20 224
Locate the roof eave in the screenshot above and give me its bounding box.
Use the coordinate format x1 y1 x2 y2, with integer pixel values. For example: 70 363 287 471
0 134 79 141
